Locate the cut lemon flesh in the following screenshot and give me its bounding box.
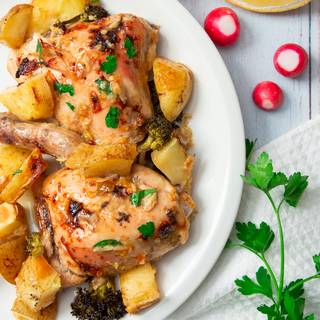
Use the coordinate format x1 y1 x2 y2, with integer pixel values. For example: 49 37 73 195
227 0 311 13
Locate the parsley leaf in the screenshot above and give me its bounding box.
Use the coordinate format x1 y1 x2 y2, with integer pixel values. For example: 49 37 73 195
138 221 155 238
312 254 320 273
284 289 305 320
286 279 304 300
235 267 273 299
131 189 157 207
101 55 117 74
54 82 75 96
105 106 120 128
245 138 256 167
93 239 122 248
95 79 112 95
235 221 275 254
124 38 137 58
243 152 274 191
284 172 308 207
66 102 75 111
257 304 279 317
36 39 43 62
12 169 22 176
304 315 315 320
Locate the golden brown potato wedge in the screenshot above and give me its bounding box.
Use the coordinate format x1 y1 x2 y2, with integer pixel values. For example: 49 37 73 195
0 235 27 284
0 144 31 193
0 4 33 48
0 202 27 239
0 148 47 203
12 299 57 320
151 138 191 186
0 74 54 121
153 57 193 122
28 0 88 36
16 256 61 312
120 263 160 314
66 143 137 177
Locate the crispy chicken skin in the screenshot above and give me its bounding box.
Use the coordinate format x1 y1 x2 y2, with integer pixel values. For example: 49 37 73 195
8 14 159 144
0 113 83 161
38 165 189 286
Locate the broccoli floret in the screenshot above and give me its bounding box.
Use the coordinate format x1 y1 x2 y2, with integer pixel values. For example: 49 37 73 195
139 116 174 152
71 280 127 320
81 5 109 22
27 232 44 257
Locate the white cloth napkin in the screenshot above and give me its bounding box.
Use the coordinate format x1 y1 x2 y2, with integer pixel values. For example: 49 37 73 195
170 117 320 320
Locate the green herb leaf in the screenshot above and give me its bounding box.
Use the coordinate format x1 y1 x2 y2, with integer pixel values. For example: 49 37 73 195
245 138 256 167
54 82 75 96
284 172 308 207
66 102 75 111
93 239 122 248
286 279 304 300
312 254 320 273
235 221 275 254
12 169 22 176
101 55 117 74
130 189 157 207
105 106 120 128
268 172 288 190
284 289 305 320
124 38 137 58
304 314 316 320
36 39 43 61
257 304 279 317
235 267 273 299
138 221 155 238
95 79 112 95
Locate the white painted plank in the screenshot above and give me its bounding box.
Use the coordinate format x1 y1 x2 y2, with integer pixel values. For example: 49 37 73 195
179 0 312 147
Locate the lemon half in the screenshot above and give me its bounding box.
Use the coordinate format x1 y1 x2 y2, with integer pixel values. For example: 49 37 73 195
226 0 311 13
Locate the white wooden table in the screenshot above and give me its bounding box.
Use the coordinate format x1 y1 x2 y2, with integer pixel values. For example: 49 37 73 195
179 0 320 147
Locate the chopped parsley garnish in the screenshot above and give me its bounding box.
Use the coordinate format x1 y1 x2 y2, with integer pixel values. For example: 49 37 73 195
93 239 122 248
105 106 120 128
36 39 43 62
66 102 75 111
12 169 22 177
54 82 75 96
138 221 155 238
101 55 117 74
124 38 137 58
130 189 157 207
95 79 112 95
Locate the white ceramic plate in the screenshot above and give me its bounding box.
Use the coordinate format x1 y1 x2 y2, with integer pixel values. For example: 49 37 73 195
0 1 245 319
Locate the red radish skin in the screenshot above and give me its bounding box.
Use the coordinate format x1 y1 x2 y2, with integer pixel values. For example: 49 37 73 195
252 81 284 112
274 44 308 78
204 7 240 46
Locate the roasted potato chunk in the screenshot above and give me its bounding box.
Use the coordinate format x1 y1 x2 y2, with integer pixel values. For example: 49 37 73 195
12 299 57 320
16 256 61 312
154 57 193 122
0 202 26 239
0 148 47 203
29 0 88 35
0 235 28 284
120 263 160 314
151 138 192 186
0 4 33 48
0 74 54 121
66 143 137 177
0 145 31 192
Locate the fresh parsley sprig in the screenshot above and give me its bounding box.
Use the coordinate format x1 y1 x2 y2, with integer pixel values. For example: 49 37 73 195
227 140 320 319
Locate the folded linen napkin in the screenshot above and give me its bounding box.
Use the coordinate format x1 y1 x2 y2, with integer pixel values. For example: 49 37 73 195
170 117 320 319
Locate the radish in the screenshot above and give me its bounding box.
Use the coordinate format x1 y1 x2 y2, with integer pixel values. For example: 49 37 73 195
204 7 240 46
252 81 284 111
274 43 308 78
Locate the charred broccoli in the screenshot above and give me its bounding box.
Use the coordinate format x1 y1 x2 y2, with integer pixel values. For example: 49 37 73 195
27 232 44 257
81 5 109 22
71 280 127 320
138 82 174 152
